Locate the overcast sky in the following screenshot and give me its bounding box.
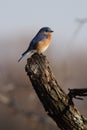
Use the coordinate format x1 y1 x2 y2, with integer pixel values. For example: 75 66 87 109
0 0 87 40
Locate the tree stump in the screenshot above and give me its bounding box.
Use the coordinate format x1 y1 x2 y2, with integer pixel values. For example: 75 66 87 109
25 53 87 130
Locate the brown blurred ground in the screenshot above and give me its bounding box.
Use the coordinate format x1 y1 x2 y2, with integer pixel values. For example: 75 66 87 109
0 33 87 130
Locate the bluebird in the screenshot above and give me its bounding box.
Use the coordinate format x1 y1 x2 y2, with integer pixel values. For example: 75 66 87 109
18 27 53 62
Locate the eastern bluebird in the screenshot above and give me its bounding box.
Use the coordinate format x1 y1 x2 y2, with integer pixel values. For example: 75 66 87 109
18 27 53 62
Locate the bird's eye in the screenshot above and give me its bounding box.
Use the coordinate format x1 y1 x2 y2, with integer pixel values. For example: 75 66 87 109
45 30 48 32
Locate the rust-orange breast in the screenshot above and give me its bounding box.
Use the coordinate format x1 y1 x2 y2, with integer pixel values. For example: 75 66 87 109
37 33 52 53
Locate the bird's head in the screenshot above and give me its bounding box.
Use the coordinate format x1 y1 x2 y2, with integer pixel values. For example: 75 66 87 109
39 27 53 35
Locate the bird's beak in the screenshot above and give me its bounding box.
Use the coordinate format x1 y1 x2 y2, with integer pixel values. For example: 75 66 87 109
50 30 54 33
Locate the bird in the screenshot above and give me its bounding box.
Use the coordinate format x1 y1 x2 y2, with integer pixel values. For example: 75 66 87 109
18 27 53 62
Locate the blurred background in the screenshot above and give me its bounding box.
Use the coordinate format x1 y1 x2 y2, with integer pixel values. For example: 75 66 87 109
0 0 87 130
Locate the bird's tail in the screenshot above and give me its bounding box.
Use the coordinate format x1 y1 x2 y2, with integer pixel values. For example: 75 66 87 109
18 50 31 62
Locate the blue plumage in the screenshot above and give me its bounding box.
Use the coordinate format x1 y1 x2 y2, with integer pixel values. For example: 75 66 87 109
18 27 53 62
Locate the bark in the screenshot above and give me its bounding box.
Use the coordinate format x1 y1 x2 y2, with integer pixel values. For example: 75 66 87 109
25 53 87 130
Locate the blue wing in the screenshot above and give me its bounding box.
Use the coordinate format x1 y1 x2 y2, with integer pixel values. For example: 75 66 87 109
18 33 47 62
29 33 47 50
